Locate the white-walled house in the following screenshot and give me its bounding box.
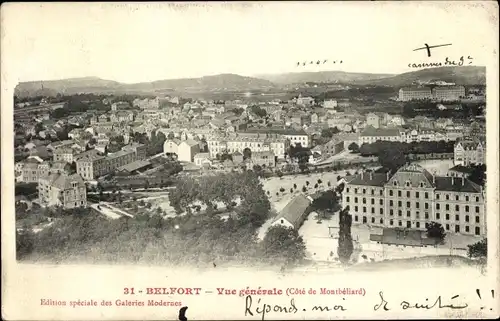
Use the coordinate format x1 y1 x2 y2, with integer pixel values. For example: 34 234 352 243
177 139 201 163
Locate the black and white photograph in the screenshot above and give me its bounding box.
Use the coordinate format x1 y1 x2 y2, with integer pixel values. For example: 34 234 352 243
2 2 498 320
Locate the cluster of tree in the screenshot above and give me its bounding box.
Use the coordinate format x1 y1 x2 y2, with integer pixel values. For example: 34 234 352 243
250 105 267 118
426 222 446 244
15 183 38 196
467 238 487 259
359 140 455 157
320 127 341 139
402 101 485 119
467 164 486 186
311 190 342 220
314 86 397 101
168 171 271 228
16 203 306 266
287 144 311 173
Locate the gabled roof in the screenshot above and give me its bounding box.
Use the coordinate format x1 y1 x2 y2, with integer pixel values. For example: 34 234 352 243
434 177 482 193
346 172 390 187
274 194 311 228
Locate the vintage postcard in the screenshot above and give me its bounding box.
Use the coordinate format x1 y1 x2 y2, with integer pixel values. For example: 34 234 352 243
1 1 499 320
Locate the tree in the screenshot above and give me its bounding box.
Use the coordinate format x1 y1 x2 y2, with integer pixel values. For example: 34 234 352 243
290 188 294 193
293 183 297 189
426 222 446 244
314 183 319 189
348 142 359 153
243 148 252 160
467 164 486 186
337 207 353 264
317 179 322 184
276 170 284 178
261 226 306 265
306 181 310 186
302 186 307 193
378 148 407 173
467 238 487 259
279 187 285 193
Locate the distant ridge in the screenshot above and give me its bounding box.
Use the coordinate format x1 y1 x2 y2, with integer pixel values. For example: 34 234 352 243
15 66 486 98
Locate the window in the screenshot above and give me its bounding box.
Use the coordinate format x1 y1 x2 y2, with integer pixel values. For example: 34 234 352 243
475 206 480 213
446 194 450 200
398 221 402 227
398 201 402 207
405 181 411 187
446 204 450 211
425 192 429 199
406 201 411 207
393 181 397 186
416 203 420 209
475 227 480 235
407 211 411 217
416 222 420 228
390 219 394 226
355 197 358 203
475 216 480 223
416 212 420 219
465 226 470 233
398 191 402 197
406 221 411 228
446 224 450 230
436 204 440 210
371 199 375 205
455 205 459 211
465 205 469 212
407 191 411 197
466 196 469 202
398 210 402 217
363 216 367 223
362 189 366 194
389 190 393 196
354 215 358 222
380 218 384 224
416 192 420 198
380 208 384 215
455 215 459 221
281 219 284 224
390 200 394 206
371 189 374 195
379 199 383 205
390 209 394 216
425 212 429 219
436 194 440 200
346 196 350 202
475 196 479 202
455 195 459 201
446 214 450 220
380 190 383 196
455 225 460 233
371 217 375 223
371 208 375 214
354 188 358 194
420 182 424 188
436 213 440 219
346 188 350 193
355 206 358 212
362 198 366 204
363 207 367 213
465 215 469 222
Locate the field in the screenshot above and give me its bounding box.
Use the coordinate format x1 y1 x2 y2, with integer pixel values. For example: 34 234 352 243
415 159 454 175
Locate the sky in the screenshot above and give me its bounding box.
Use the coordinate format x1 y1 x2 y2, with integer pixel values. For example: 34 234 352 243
1 1 497 84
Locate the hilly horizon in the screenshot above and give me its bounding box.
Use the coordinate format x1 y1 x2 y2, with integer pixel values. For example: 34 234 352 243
15 66 486 98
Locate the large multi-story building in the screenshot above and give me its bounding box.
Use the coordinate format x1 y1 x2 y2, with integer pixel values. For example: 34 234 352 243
38 173 87 209
342 164 486 236
76 143 146 180
359 127 402 145
206 135 290 160
53 147 78 163
454 140 486 166
431 85 466 101
366 113 380 128
242 128 310 148
398 87 432 101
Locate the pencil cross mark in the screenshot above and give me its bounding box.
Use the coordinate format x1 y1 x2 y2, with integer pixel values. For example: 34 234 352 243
413 43 452 57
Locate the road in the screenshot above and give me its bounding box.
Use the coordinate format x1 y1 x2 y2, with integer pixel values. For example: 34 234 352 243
90 202 134 219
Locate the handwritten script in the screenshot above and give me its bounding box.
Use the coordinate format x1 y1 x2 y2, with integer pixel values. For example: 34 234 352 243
373 291 468 311
408 55 473 68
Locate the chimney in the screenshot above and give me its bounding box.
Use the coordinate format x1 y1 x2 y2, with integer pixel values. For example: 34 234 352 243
451 176 454 185
386 171 389 180
462 176 465 186
361 172 364 179
433 174 435 184
370 172 373 180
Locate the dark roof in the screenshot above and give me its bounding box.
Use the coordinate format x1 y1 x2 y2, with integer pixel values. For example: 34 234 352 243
275 194 311 228
360 126 401 137
387 164 435 189
117 160 151 172
370 228 437 246
434 176 482 193
346 172 389 187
